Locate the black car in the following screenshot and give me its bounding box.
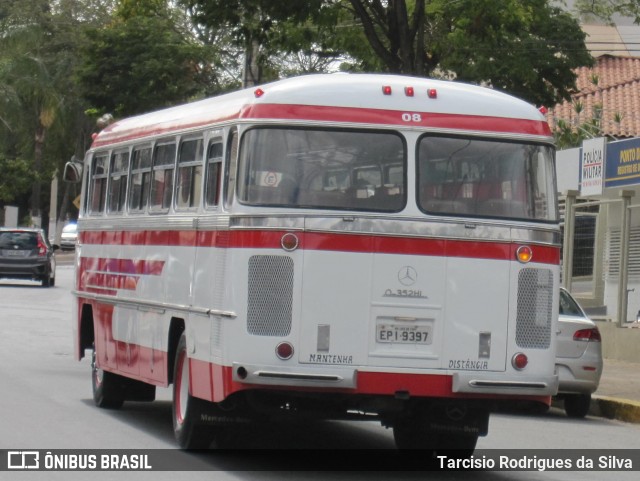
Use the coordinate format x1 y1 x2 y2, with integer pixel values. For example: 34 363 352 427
0 228 57 287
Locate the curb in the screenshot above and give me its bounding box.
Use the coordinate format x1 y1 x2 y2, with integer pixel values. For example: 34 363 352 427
591 395 640 423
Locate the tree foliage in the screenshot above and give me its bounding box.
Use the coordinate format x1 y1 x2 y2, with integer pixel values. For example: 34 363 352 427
340 0 593 106
573 0 640 24
0 0 616 225
76 2 211 117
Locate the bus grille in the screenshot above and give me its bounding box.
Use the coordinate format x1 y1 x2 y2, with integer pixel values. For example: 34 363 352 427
516 268 553 349
247 255 294 336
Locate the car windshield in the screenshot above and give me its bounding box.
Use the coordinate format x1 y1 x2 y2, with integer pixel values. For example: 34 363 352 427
559 290 584 317
62 224 77 233
0 231 38 250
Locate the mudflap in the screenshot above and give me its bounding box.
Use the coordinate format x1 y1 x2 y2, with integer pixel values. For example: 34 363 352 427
426 400 490 437
396 399 490 437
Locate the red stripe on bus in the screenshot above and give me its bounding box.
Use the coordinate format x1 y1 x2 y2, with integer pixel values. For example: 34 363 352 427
91 114 240 148
90 103 551 148
78 229 559 264
241 104 552 137
79 256 165 275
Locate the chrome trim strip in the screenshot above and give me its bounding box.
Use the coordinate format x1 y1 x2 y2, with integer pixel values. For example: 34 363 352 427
452 372 558 395
78 214 560 246
232 362 357 388
72 290 237 318
468 380 548 389
256 371 343 382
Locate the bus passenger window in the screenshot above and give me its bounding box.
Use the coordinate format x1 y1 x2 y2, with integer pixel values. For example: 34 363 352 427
89 153 108 215
108 150 129 214
150 142 176 212
176 138 203 210
237 128 406 212
205 141 223 207
128 146 152 212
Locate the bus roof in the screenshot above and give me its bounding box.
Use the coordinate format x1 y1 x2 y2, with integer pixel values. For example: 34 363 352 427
91 73 552 149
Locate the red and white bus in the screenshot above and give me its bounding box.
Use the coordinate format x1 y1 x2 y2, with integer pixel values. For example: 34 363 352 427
65 73 560 452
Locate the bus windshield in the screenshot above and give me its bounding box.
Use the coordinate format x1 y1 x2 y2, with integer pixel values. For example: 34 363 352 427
237 128 406 212
417 135 557 222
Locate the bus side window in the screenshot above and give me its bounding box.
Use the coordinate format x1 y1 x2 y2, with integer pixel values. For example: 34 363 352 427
108 150 129 214
176 138 204 210
150 141 176 212
89 153 108 215
128 146 152 213
205 141 223 207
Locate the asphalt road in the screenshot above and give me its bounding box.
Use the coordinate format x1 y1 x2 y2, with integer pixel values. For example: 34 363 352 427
0 263 639 480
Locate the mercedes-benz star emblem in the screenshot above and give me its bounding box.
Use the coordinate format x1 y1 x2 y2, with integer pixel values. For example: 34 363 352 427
398 266 417 286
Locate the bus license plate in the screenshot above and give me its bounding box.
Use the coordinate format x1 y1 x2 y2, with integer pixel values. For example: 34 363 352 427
377 324 432 344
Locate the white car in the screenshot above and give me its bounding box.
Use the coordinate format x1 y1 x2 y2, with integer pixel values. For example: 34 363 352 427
555 288 603 418
60 223 78 250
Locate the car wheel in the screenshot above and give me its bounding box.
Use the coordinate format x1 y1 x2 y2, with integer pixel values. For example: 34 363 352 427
41 274 51 287
564 393 591 418
91 348 125 409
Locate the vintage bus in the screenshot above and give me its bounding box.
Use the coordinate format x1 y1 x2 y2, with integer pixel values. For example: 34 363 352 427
65 73 560 452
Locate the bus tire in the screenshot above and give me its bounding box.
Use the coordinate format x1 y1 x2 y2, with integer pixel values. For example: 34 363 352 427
172 334 213 449
91 348 125 409
393 417 478 457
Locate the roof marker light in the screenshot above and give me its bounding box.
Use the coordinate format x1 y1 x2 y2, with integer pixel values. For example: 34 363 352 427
404 86 414 97
428 88 438 99
254 88 265 98
382 85 392 95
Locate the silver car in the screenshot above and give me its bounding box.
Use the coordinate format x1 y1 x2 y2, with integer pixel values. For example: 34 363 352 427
555 288 603 418
60 223 78 250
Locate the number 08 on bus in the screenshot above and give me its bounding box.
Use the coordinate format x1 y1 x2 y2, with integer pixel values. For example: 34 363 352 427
64 73 560 453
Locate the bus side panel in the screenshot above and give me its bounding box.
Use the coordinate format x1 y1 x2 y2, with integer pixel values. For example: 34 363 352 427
92 301 118 371
191 229 229 400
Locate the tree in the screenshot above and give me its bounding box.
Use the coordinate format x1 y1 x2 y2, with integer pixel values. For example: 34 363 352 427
573 0 640 24
0 0 113 227
341 0 593 106
180 0 326 86
76 1 211 117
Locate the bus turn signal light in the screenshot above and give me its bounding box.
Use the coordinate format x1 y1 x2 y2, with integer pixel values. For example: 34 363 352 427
516 246 533 263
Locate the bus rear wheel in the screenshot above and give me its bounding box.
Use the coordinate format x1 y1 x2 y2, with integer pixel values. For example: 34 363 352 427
172 334 221 449
393 416 478 457
91 348 125 409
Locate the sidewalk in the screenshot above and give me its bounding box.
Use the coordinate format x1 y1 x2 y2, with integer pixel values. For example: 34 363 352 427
589 358 640 423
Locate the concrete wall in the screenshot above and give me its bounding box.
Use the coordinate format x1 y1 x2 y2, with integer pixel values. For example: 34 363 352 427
594 319 640 362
